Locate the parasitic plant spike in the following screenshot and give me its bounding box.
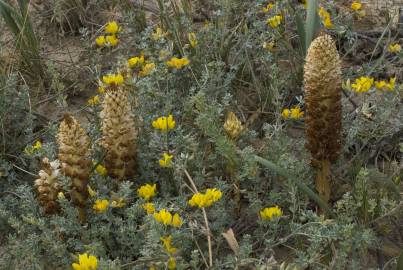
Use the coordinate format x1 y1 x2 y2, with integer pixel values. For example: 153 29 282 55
224 112 244 140
99 88 137 180
304 34 342 204
57 114 91 222
34 158 61 214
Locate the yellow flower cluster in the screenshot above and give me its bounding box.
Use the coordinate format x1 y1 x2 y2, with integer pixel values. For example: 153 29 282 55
167 257 176 270
111 198 126 208
94 163 107 176
351 1 366 18
188 188 222 208
375 77 396 91
165 57 190 69
95 21 120 47
281 106 304 120
318 7 332 28
388 43 401 53
160 235 177 254
262 3 274 13
351 76 374 93
127 55 155 77
151 27 168 41
93 199 109 213
152 115 176 131
351 1 362 11
159 153 173 168
260 205 283 221
127 55 145 68
137 183 157 201
153 209 182 227
188 32 198 48
267 15 282 28
102 73 124 86
72 253 98 270
139 63 156 77
87 95 100 106
24 140 42 154
142 202 155 214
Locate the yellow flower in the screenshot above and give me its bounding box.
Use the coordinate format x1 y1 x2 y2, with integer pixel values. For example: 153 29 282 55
301 0 307 8
375 80 387 90
386 77 396 91
93 199 109 213
95 163 107 176
351 76 374 93
137 183 157 201
165 57 190 69
167 257 176 270
159 153 173 168
98 86 105 94
139 63 156 77
127 56 145 68
95 36 106 47
87 185 97 197
260 206 283 221
105 21 120 35
160 235 178 254
290 107 304 119
142 202 155 214
87 95 100 106
351 2 362 11
33 140 42 150
318 7 333 28
172 213 182 228
262 3 274 13
106 35 119 46
154 209 173 225
72 253 98 270
388 43 401 53
102 73 124 86
267 15 282 28
24 140 42 154
281 109 290 119
188 32 198 48
188 188 222 208
151 27 168 41
152 115 176 131
111 198 126 208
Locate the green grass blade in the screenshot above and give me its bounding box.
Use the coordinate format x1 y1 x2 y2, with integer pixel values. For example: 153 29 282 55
397 251 403 270
0 1 21 36
295 10 306 56
305 0 319 52
254 155 335 218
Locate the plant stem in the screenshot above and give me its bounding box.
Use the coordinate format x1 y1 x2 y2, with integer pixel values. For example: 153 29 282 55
184 169 213 267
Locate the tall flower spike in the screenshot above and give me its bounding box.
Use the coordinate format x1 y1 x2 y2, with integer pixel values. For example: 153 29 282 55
57 114 91 222
304 34 342 204
34 158 61 214
100 88 137 180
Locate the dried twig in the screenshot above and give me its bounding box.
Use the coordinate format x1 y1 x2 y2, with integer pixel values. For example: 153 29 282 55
184 169 213 268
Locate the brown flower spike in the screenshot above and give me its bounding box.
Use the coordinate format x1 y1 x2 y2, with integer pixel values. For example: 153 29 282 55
34 158 61 214
100 88 137 180
304 34 342 204
57 114 91 221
